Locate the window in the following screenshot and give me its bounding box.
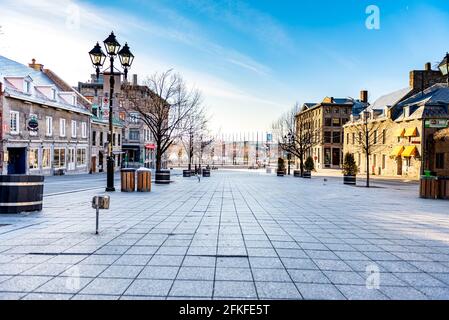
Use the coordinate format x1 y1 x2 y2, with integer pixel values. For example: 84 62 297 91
24 80 31 94
71 96 77 106
436 153 445 169
324 131 332 143
42 149 51 168
76 148 87 166
92 131 97 146
324 118 332 127
81 122 87 138
52 88 57 100
332 132 341 144
29 149 39 169
53 148 66 168
60 119 66 137
373 130 378 144
373 154 377 167
129 113 139 124
29 114 38 136
129 130 139 141
46 116 53 136
332 118 341 127
352 133 355 144
113 133 116 146
118 134 121 146
382 155 386 170
342 118 349 125
99 132 104 146
325 108 331 114
10 111 19 134
359 132 362 144
334 108 339 114
71 120 77 138
382 129 387 144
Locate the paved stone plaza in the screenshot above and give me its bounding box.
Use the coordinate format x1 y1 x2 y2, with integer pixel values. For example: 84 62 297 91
0 170 448 300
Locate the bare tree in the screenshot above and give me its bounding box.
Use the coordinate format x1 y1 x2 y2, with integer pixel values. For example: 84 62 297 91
181 105 208 172
347 112 385 187
273 103 322 176
121 70 202 172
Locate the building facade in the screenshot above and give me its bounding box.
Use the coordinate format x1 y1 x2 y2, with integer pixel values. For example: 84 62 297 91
0 56 91 175
295 92 368 169
343 64 449 180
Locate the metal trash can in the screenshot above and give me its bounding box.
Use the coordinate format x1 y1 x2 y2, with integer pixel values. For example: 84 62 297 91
137 168 151 192
293 170 301 177
0 175 44 214
121 168 136 192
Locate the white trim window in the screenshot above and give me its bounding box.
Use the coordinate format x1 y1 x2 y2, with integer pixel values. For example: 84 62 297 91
60 118 66 137
53 148 66 169
10 111 20 134
71 120 77 138
81 122 87 138
46 116 53 136
28 148 39 170
24 80 32 94
76 148 87 166
52 88 57 101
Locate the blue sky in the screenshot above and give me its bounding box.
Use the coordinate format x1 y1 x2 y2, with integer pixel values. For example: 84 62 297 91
1 0 449 133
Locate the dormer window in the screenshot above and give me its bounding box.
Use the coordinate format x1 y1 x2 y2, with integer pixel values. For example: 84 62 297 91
24 80 31 94
72 96 77 106
52 88 57 100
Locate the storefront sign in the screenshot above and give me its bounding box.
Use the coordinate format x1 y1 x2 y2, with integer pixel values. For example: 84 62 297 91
145 144 156 150
425 119 449 128
27 117 39 131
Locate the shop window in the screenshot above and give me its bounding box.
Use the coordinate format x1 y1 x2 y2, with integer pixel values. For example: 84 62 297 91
42 149 51 168
77 148 87 166
53 149 66 168
436 153 445 169
29 149 39 169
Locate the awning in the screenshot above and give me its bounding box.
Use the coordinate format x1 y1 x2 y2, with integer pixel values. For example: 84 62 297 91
145 144 156 150
402 146 418 157
404 127 418 137
390 146 404 157
395 128 405 137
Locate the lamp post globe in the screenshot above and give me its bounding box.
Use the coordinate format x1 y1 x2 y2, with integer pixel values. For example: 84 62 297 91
438 53 449 86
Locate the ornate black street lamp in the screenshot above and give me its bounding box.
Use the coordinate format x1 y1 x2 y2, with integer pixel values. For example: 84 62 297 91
438 52 449 87
285 133 293 175
89 32 134 192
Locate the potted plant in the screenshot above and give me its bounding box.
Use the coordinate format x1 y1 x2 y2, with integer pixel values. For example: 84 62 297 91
303 156 314 178
277 158 286 176
342 153 358 185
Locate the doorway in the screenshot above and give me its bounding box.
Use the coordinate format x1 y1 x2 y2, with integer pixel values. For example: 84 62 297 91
91 156 97 173
396 157 402 175
332 148 340 166
7 147 26 174
99 151 104 172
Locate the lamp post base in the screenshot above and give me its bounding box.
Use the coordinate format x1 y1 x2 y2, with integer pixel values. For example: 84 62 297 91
106 157 115 192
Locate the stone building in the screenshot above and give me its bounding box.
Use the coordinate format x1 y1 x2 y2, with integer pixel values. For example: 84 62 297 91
78 74 156 169
76 74 124 173
295 92 368 169
0 56 91 175
343 63 449 180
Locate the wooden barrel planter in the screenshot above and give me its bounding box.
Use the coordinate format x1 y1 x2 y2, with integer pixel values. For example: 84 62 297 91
277 170 285 177
420 176 437 199
155 170 170 184
137 169 151 192
121 168 136 192
0 175 44 214
343 175 356 186
437 177 449 200
183 170 191 177
293 170 301 177
202 169 211 177
302 171 311 179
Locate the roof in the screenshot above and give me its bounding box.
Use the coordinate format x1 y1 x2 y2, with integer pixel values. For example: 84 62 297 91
0 55 91 116
366 87 412 111
394 84 449 120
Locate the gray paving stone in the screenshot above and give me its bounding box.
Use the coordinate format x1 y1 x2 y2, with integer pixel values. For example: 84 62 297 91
216 257 249 269
169 280 213 298
295 283 345 300
100 265 144 279
381 286 428 300
80 278 133 295
289 270 330 284
125 279 173 296
256 281 302 299
183 256 216 267
177 267 215 281
252 268 291 282
337 285 388 300
22 293 73 300
34 276 93 294
0 276 52 292
215 268 253 281
214 281 257 298
138 266 179 280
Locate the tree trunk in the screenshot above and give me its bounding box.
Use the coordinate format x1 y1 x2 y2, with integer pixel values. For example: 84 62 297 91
156 146 162 172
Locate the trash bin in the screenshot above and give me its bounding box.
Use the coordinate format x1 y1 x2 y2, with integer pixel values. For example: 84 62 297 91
437 176 449 200
155 170 170 184
121 168 136 192
420 175 437 199
137 168 151 192
0 175 44 214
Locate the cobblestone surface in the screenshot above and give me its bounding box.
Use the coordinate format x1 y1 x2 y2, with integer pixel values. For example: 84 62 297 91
0 170 448 300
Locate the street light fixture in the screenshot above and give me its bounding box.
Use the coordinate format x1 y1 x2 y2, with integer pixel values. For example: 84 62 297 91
363 111 371 188
89 31 135 192
438 52 449 87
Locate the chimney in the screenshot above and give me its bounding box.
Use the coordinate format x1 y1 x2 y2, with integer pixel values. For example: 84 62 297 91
409 62 445 92
132 74 138 86
28 58 44 71
360 90 368 103
425 62 432 71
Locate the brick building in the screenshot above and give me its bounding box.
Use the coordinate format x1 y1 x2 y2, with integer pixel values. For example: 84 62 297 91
295 92 368 169
0 56 91 175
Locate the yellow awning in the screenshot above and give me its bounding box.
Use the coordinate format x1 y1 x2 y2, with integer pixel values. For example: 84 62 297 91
402 146 418 157
390 146 404 157
404 127 418 137
395 128 405 137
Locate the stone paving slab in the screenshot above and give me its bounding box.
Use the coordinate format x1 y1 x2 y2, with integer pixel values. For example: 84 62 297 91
0 170 448 300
